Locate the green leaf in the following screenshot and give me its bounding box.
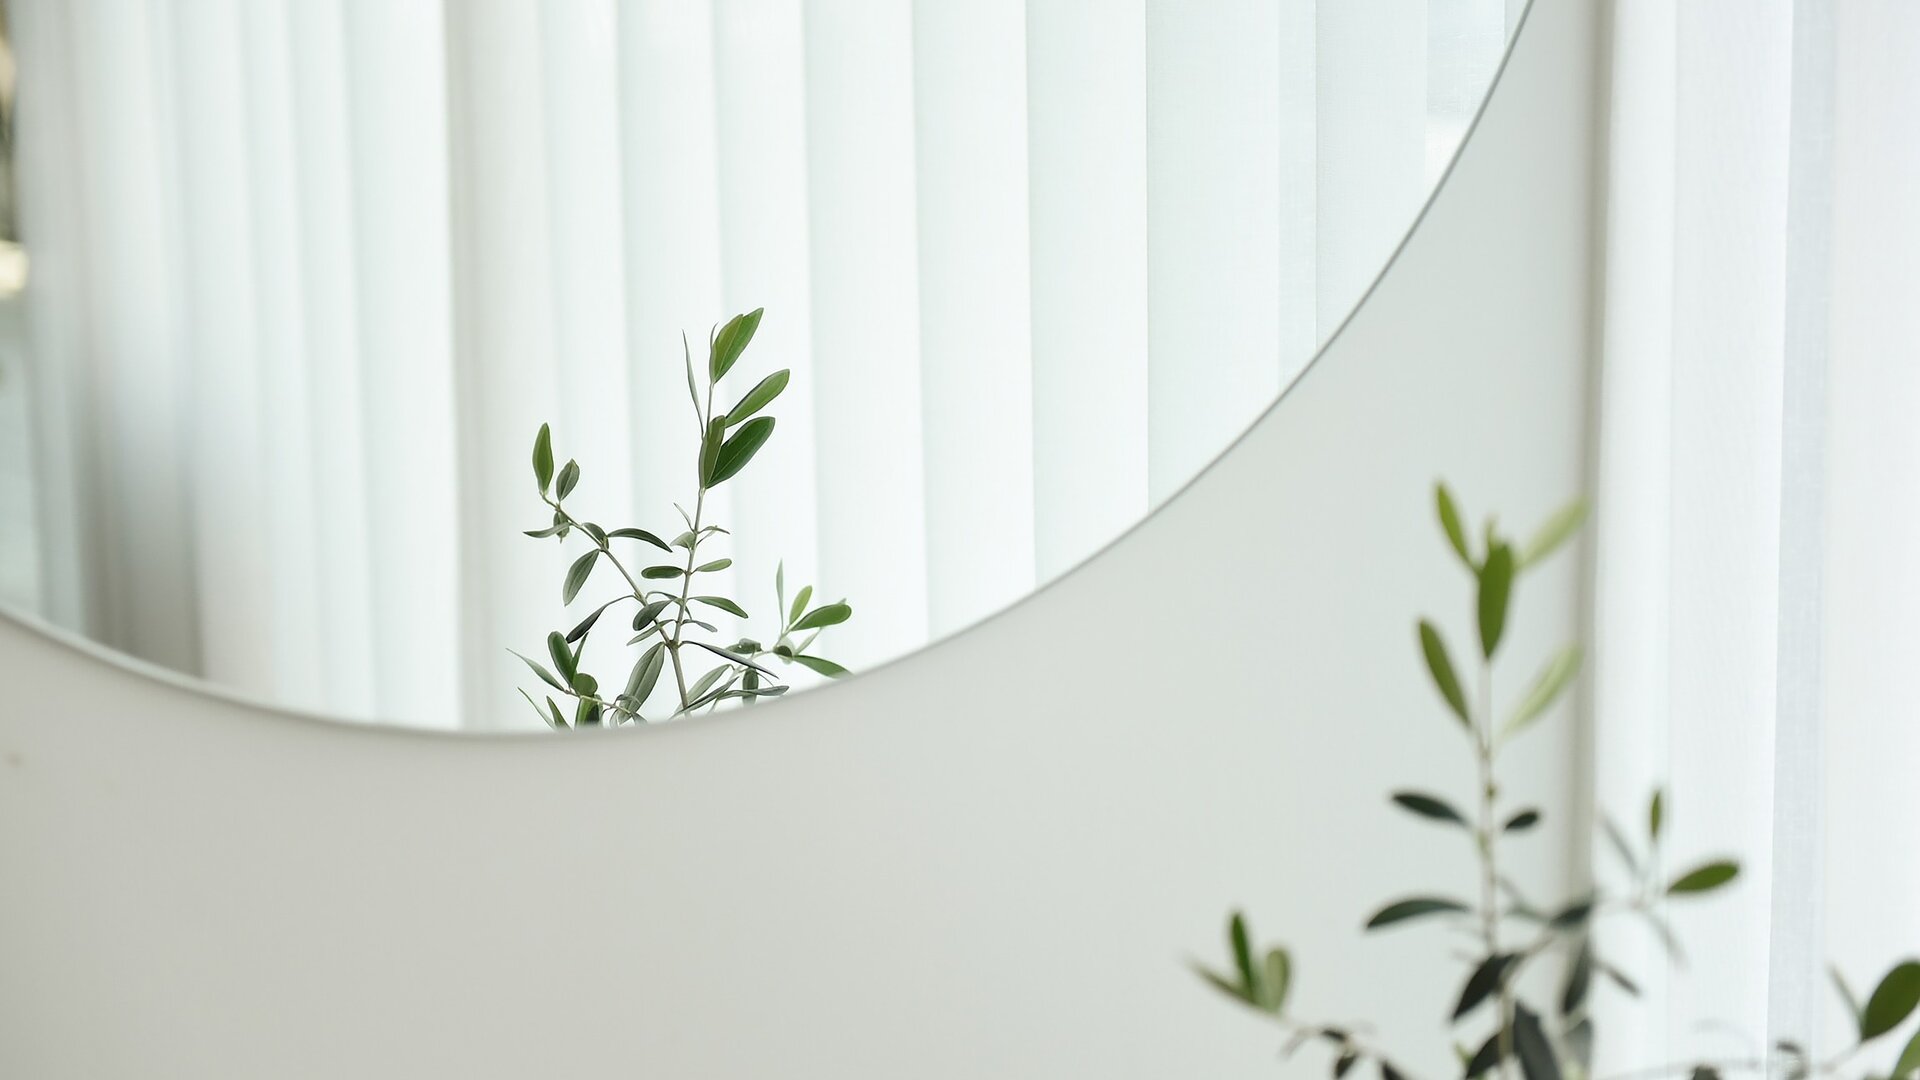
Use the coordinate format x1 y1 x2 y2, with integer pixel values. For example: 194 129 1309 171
1601 962 1641 997
698 416 726 488
1464 1029 1508 1079
1565 1019 1594 1072
1893 1025 1920 1078
1365 897 1469 930
562 550 598 604
1258 947 1291 1013
1229 912 1256 1000
1191 963 1255 1009
707 416 775 487
523 522 566 539
1436 483 1474 568
1477 542 1514 659
1418 621 1472 727
1666 860 1739 895
793 602 852 632
1503 646 1582 739
1382 1062 1410 1080
545 696 568 730
1832 965 1866 1032
1453 953 1518 1020
547 631 576 682
685 664 732 705
695 558 733 574
641 565 685 580
607 527 670 550
692 596 748 618
709 307 764 381
556 459 580 500
1512 1005 1562 1080
565 598 620 643
724 368 789 426
1335 1051 1359 1078
1520 498 1589 568
1549 898 1596 929
1391 791 1468 826
775 561 786 615
511 650 567 693
789 585 813 628
794 655 848 678
624 643 666 709
1562 937 1593 1015
532 424 554 494
631 599 671 629
517 688 551 727
1649 789 1665 842
1863 961 1920 1041
570 671 598 697
688 640 775 676
1505 809 1542 832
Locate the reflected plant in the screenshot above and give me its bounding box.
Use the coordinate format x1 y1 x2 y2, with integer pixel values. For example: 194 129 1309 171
513 308 853 729
1196 484 1920 1080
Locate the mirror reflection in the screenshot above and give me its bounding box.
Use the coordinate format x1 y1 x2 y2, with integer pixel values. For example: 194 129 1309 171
0 1 1519 731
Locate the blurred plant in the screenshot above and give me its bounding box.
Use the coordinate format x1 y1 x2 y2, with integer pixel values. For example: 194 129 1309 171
513 308 852 729
1196 484 1919 1080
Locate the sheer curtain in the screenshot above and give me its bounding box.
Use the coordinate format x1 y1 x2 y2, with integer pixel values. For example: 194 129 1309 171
1591 0 1920 1072
10 0 1515 730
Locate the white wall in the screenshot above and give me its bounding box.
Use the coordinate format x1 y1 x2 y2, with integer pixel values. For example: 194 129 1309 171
0 1 1599 1076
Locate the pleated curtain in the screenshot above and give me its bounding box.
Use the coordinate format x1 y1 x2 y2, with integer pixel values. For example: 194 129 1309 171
1591 0 1920 1072
11 0 1515 730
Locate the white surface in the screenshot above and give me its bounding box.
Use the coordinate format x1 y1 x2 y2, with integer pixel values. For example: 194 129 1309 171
10 0 1516 731
0 2 1599 1076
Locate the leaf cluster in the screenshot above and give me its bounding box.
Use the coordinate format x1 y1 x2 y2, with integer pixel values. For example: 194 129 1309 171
514 309 853 729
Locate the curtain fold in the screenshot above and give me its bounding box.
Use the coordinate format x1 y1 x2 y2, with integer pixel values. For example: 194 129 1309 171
1592 0 1920 1069
11 0 1511 729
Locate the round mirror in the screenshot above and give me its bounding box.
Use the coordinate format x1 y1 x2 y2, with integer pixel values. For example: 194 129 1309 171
0 0 1520 731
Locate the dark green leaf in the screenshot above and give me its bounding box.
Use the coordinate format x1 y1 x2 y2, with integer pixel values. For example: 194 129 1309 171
692 596 748 618
556 459 580 500
1520 499 1589 569
1549 897 1596 929
545 695 568 730
709 307 763 381
532 423 554 493
569 671 598 696
724 368 789 426
1464 1029 1507 1079
1863 961 1920 1040
1382 1062 1410 1080
794 655 848 678
688 639 775 676
578 521 607 546
1649 789 1665 842
1229 912 1256 998
1392 791 1469 826
1562 937 1593 1015
1366 897 1469 930
1478 542 1514 659
565 598 620 643
684 664 732 705
1893 1025 1920 1078
1192 963 1255 1008
1690 1068 1720 1080
695 558 733 574
524 523 564 539
1513 1005 1562 1080
698 416 725 487
641 565 685 580
1505 809 1542 832
547 631 576 682
1453 953 1518 1021
1503 646 1582 739
1436 483 1474 568
1666 860 1739 895
606 527 671 550
632 599 671 629
1419 620 1472 727
707 416 775 487
511 650 566 693
562 550 599 604
793 602 851 632
789 585 813 628
1334 1052 1359 1079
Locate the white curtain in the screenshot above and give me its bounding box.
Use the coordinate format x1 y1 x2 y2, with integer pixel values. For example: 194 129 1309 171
1592 0 1920 1073
10 0 1514 730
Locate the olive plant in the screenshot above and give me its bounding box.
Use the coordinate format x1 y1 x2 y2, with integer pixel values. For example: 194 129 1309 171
512 308 852 729
1196 484 1920 1080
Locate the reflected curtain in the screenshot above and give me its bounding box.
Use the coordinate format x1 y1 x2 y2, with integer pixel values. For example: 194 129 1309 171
1591 0 1920 1071
9 0 1514 729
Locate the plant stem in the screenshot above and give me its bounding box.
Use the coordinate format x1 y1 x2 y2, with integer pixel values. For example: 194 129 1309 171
1476 659 1517 1080
666 375 720 713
